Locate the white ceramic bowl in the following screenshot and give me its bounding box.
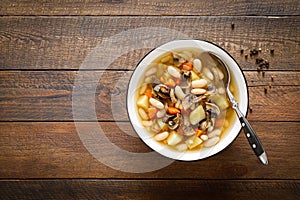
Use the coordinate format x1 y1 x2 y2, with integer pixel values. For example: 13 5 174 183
127 39 248 161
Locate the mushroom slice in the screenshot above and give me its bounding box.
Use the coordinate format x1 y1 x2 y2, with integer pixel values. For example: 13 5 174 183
153 84 170 99
180 70 192 89
204 102 220 132
170 88 177 103
182 94 194 110
205 102 221 117
167 114 182 130
182 94 208 110
200 119 209 131
173 52 186 65
192 94 209 104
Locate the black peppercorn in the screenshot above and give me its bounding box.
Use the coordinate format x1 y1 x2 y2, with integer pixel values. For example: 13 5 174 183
250 49 258 56
256 58 264 64
265 62 269 69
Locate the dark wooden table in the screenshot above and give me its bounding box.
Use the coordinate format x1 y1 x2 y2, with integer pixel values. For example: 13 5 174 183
0 1 299 199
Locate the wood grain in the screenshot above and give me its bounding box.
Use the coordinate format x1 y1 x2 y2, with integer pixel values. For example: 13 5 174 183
0 71 299 121
0 0 299 197
0 0 299 16
0 16 299 70
0 122 299 178
0 180 299 200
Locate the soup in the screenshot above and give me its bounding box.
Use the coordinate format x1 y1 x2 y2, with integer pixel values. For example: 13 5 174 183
135 48 236 152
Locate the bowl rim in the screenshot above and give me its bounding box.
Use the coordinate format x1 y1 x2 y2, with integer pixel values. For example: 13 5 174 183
126 39 249 161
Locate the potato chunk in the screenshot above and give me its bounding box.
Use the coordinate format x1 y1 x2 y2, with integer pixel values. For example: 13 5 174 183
185 136 203 149
137 95 149 110
189 105 206 125
167 131 183 146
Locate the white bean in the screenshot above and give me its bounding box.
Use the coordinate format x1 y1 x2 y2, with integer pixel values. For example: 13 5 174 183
139 84 148 95
142 120 153 127
204 136 220 147
203 68 214 80
175 99 181 108
145 68 157 76
207 129 221 138
207 126 214 132
191 79 208 88
200 134 209 141
191 88 207 95
149 98 164 109
152 123 160 133
217 68 224 80
144 75 154 83
167 66 181 78
156 109 166 118
218 87 225 94
193 59 202 72
174 86 186 100
157 118 166 129
138 108 149 120
154 131 169 141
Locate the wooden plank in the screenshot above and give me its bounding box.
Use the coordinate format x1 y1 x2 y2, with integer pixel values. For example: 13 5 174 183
0 71 299 121
0 180 299 200
0 122 299 178
0 16 299 70
0 0 299 16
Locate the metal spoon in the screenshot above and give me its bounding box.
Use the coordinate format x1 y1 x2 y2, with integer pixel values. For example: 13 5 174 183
208 52 268 165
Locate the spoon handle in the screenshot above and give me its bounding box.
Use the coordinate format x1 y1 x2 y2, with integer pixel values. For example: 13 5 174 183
239 116 268 165
233 105 268 165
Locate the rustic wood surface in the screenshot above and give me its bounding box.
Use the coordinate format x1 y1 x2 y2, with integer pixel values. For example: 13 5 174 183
0 71 299 121
0 17 299 70
0 122 299 179
0 0 299 199
1 180 299 200
0 0 299 16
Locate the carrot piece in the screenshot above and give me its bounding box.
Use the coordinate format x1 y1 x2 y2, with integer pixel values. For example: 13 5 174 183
196 129 205 137
167 107 181 115
148 107 158 119
144 88 152 98
182 62 193 71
